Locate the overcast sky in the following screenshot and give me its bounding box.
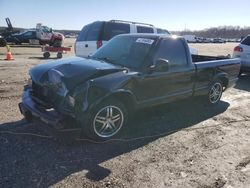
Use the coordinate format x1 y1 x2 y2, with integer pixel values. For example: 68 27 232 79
0 0 249 31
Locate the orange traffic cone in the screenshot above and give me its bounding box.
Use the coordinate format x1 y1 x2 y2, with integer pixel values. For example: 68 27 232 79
5 51 14 60
5 45 14 60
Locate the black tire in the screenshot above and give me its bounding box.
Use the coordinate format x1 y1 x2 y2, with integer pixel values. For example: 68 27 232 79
23 111 33 122
238 71 242 77
43 52 50 59
57 52 63 59
83 98 128 141
205 80 223 105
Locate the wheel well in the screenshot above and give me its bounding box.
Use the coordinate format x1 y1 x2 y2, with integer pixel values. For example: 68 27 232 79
219 77 228 89
111 92 135 113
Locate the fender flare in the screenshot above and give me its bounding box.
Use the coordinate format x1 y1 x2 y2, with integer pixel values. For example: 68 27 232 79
211 72 229 89
87 89 137 112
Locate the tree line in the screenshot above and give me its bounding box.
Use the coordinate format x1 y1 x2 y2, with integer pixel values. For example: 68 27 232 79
1 25 250 39
173 26 250 39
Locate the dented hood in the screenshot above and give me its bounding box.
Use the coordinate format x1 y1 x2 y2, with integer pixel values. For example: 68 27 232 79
30 57 126 89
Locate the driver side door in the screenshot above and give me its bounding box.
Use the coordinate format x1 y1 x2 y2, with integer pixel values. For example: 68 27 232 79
134 38 195 106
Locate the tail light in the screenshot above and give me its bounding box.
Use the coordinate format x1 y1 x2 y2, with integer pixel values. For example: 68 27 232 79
234 46 243 52
97 40 103 49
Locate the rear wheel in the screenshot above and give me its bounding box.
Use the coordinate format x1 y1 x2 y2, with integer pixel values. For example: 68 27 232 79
206 80 223 105
84 98 128 141
43 52 50 59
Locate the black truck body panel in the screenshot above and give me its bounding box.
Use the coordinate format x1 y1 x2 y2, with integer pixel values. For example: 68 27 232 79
19 34 241 135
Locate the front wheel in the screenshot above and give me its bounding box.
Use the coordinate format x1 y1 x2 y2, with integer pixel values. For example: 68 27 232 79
43 52 50 59
84 99 128 141
207 81 223 105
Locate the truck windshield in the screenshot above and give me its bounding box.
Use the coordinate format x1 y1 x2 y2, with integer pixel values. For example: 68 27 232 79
92 36 155 69
41 26 51 33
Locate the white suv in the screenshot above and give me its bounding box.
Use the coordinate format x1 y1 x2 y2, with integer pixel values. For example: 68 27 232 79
75 20 171 57
233 35 250 75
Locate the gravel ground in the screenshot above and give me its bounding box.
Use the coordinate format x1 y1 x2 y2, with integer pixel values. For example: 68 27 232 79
0 40 250 188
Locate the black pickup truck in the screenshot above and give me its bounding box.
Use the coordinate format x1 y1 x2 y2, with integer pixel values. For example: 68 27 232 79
19 34 241 140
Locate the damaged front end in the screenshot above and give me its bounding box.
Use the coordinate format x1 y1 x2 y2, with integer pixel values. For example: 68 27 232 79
19 69 85 139
19 88 82 139
19 57 131 139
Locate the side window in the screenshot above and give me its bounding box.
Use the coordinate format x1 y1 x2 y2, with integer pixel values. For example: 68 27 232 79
85 22 103 41
157 28 171 35
77 24 90 41
102 23 130 41
32 31 36 36
42 26 51 33
154 39 188 67
24 31 32 36
137 26 154 33
156 28 163 34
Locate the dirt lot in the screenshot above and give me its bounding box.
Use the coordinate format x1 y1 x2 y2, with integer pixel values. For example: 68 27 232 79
0 39 250 188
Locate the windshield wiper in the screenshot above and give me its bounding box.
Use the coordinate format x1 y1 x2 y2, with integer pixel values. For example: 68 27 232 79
97 57 116 64
90 56 115 64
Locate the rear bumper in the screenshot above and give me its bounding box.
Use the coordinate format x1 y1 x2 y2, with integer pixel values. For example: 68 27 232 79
19 89 81 138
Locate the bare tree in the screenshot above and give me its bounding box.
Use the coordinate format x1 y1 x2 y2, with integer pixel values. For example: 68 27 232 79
173 26 250 39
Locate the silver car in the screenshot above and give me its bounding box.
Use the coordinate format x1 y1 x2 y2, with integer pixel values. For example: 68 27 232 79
233 35 250 75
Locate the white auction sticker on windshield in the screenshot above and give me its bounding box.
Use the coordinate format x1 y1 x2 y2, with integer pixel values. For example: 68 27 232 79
136 38 154 45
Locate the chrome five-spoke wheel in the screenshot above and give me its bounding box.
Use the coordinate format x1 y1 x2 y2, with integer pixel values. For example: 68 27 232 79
209 82 223 104
93 105 124 138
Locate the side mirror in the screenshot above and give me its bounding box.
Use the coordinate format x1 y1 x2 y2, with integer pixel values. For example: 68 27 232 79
149 59 169 73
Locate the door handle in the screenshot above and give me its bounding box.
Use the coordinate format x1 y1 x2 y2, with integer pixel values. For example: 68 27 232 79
85 44 88 48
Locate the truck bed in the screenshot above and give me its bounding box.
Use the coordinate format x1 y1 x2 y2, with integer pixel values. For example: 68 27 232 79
192 54 230 63
192 56 241 96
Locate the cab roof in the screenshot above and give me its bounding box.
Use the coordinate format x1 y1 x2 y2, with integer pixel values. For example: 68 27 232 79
117 33 181 40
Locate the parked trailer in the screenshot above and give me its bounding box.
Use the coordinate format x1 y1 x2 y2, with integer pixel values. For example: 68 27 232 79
42 46 71 59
